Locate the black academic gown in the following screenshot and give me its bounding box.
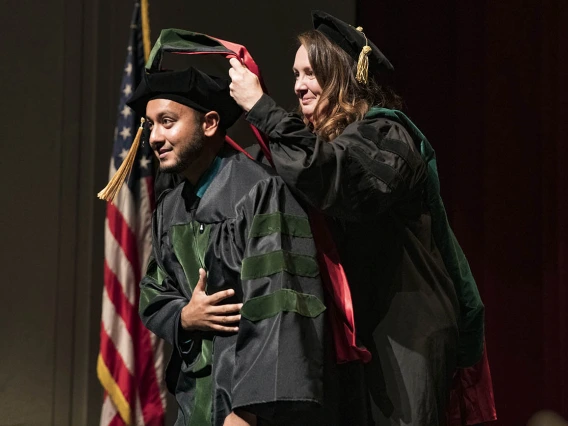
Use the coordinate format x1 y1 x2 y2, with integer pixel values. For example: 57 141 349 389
246 95 460 426
139 148 329 426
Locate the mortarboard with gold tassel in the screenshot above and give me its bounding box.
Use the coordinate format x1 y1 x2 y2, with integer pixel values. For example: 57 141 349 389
98 28 272 202
311 10 394 85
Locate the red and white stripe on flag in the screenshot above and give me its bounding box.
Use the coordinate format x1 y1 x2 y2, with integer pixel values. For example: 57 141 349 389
98 3 166 425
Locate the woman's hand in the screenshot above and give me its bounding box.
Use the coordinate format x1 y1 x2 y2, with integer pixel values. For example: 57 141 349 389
228 58 264 112
180 268 242 332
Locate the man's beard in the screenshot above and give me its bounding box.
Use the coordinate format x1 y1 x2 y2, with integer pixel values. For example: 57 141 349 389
160 128 205 174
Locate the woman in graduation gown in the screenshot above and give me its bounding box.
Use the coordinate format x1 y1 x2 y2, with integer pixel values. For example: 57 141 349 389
229 10 490 426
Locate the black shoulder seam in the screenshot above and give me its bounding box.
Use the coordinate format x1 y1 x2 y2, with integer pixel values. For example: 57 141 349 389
358 122 418 175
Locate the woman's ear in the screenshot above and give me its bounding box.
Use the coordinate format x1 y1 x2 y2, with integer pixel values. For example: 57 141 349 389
202 111 220 137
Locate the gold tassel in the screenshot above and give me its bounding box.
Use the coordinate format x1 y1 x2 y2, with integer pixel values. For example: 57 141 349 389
354 26 371 85
356 45 372 84
97 118 145 202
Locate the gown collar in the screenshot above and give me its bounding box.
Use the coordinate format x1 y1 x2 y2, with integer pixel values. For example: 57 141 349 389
195 156 222 198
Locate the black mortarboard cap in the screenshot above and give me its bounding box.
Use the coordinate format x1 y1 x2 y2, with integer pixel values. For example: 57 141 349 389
127 67 242 129
312 10 394 79
98 30 247 203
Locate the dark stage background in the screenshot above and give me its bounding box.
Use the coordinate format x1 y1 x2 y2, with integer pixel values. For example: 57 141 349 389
0 0 566 425
359 1 568 424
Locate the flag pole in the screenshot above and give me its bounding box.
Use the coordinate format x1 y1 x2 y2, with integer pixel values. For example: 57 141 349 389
98 2 165 425
141 0 151 62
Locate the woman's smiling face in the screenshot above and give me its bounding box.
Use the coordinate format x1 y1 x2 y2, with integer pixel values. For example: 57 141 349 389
293 44 323 123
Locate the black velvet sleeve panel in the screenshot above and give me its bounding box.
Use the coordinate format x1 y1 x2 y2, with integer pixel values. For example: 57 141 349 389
229 175 325 422
246 94 427 221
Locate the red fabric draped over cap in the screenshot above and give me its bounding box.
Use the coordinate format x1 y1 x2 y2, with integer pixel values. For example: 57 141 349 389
164 32 370 364
214 36 371 364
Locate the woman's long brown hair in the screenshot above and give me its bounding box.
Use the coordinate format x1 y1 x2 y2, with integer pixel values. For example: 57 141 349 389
298 30 402 141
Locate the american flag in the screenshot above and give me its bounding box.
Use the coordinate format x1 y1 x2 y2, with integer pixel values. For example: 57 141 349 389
98 3 166 425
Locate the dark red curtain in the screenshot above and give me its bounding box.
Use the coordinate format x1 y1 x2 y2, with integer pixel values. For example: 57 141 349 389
357 1 568 424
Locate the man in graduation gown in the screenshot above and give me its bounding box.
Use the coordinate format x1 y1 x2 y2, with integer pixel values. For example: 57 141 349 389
130 67 328 426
